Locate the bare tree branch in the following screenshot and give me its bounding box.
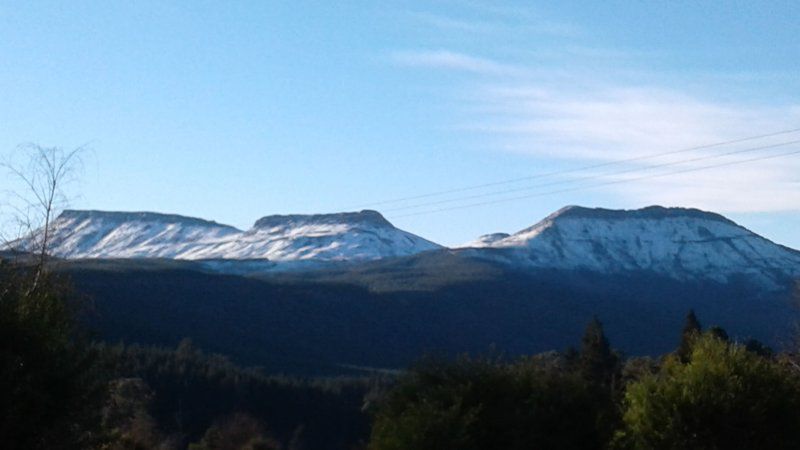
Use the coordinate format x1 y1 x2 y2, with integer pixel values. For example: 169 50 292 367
1 144 85 294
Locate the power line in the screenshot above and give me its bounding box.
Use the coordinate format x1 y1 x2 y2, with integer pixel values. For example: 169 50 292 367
384 138 800 212
389 147 800 219
348 126 800 209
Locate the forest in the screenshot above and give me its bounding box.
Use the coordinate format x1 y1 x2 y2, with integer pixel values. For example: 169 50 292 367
3 258 800 450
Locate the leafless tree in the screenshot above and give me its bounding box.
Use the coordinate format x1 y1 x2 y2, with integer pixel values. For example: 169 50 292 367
1 143 83 293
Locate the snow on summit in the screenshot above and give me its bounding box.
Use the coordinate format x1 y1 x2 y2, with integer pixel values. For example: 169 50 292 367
20 205 800 287
465 205 800 287
179 210 442 261
231 210 442 261
40 209 441 262
44 210 241 259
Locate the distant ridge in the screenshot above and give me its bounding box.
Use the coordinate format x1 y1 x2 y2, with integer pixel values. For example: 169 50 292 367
254 210 392 229
31 208 441 262
543 205 737 225
58 209 241 230
12 205 800 287
464 205 800 288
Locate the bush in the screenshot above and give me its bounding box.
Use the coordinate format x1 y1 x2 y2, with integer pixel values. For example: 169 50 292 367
614 333 800 449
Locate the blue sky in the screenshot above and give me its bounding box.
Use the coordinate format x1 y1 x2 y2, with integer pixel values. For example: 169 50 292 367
1 1 799 247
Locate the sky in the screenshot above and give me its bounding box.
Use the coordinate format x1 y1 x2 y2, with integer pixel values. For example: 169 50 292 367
1 1 799 247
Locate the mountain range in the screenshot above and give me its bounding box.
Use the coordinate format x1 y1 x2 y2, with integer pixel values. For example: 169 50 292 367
40 209 440 262
7 205 799 374
30 205 800 288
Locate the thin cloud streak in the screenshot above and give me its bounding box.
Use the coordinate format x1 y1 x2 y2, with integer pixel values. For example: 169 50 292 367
391 49 528 77
468 87 797 155
392 46 800 212
407 12 497 34
444 1 583 37
469 84 800 211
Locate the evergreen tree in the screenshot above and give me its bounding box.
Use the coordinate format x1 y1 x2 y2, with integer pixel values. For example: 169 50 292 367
676 310 702 363
707 325 729 342
579 317 619 387
0 267 107 449
102 377 176 449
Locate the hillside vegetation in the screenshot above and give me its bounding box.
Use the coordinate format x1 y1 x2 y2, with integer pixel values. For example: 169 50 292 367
5 260 800 449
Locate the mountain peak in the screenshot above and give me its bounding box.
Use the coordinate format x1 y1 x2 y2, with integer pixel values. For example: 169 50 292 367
253 210 392 229
41 208 438 263
58 209 239 230
468 205 800 287
545 205 736 225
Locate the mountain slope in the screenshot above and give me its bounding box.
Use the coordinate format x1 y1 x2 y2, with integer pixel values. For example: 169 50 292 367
462 205 800 288
36 205 800 375
37 209 441 262
43 210 241 258
17 205 800 287
62 259 798 375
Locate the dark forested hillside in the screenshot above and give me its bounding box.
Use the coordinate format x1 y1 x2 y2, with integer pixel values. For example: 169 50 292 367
60 255 798 376
98 341 379 449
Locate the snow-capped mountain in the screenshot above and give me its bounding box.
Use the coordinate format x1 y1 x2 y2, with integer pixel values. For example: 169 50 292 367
183 210 442 261
41 210 241 259
14 205 800 287
38 209 441 262
462 205 800 287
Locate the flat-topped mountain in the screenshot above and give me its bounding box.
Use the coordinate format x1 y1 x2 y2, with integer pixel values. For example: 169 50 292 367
35 209 442 262
207 210 441 261
463 205 800 287
42 210 241 259
253 210 392 229
13 205 800 287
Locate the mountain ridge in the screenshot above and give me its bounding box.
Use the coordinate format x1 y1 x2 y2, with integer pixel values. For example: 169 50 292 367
253 210 392 229
32 208 441 262
12 205 800 288
462 205 800 288
542 205 739 224
57 209 241 230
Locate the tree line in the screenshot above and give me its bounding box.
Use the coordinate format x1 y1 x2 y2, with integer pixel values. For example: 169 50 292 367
368 313 800 450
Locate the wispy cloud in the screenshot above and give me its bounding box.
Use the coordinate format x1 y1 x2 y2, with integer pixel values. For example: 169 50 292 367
391 50 527 77
406 9 581 38
468 86 798 155
388 3 800 214
460 81 800 211
436 2 582 38
408 12 497 34
392 45 800 212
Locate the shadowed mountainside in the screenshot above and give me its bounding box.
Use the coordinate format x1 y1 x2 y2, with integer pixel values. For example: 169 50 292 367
61 253 797 375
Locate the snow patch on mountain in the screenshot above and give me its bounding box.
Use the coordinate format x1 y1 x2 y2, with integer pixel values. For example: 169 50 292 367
43 210 241 259
461 233 511 248
39 209 441 262
16 205 800 287
180 210 441 261
466 205 800 287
